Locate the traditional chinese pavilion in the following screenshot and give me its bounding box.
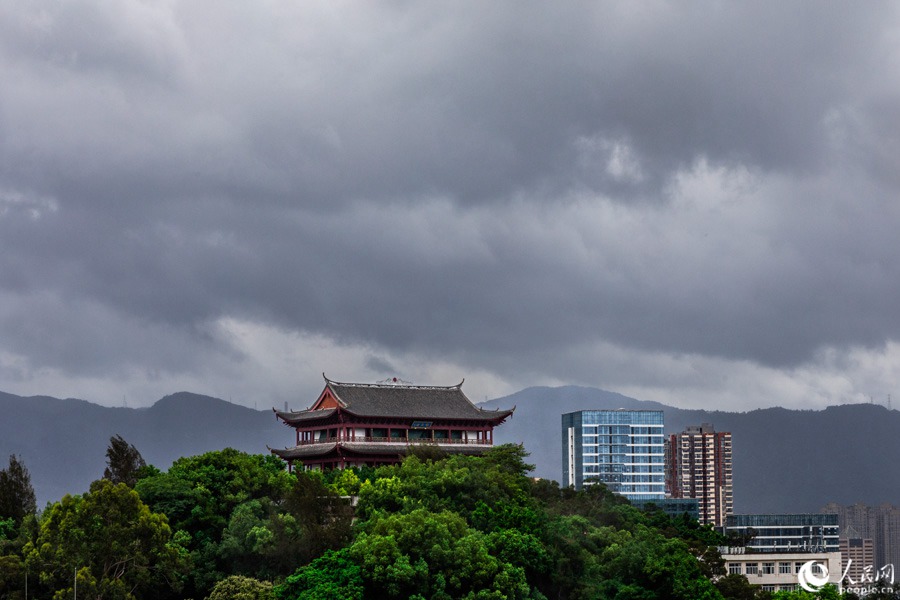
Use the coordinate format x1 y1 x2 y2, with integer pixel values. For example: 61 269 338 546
270 375 515 471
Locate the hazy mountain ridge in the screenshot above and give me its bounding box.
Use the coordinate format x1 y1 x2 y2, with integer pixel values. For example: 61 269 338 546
481 386 900 513
0 391 288 506
2 387 898 513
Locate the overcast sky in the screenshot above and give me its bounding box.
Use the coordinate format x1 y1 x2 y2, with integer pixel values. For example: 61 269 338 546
2 2 900 412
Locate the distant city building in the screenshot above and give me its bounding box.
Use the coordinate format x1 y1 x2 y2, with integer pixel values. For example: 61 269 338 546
632 498 700 521
561 409 665 501
665 423 733 527
822 502 900 574
720 548 843 593
270 375 514 471
839 527 875 586
725 514 840 554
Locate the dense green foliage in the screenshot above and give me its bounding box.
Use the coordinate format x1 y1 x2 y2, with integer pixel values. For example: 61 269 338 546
0 455 37 600
133 448 339 597
23 479 188 600
274 445 727 600
208 575 274 600
0 443 872 600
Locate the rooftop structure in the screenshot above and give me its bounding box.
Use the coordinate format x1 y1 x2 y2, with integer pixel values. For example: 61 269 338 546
725 514 840 554
270 375 514 471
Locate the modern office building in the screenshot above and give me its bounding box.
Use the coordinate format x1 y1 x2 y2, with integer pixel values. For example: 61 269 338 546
561 409 665 500
724 514 840 554
666 423 733 526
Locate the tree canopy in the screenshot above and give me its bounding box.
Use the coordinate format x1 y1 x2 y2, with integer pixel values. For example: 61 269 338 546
24 479 188 600
275 445 725 600
103 434 147 487
0 454 36 525
2 442 862 600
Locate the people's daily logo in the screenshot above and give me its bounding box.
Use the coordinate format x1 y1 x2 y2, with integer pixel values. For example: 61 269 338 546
797 560 829 592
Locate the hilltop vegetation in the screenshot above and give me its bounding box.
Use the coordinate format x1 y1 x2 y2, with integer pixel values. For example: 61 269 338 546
0 442 860 600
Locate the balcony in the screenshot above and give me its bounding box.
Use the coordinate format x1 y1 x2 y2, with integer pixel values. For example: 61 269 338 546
297 436 491 446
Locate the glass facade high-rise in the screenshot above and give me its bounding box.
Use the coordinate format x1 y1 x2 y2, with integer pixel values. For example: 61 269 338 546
562 410 665 500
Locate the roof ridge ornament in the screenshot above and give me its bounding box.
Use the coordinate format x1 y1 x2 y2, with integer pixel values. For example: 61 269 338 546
376 376 413 386
322 374 466 390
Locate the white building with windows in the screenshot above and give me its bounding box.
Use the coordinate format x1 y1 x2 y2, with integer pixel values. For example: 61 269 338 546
721 548 843 593
721 514 843 593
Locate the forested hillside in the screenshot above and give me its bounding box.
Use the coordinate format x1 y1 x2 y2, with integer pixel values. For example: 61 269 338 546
1 442 855 600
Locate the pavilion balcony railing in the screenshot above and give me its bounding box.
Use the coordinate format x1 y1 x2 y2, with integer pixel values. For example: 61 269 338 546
296 436 492 446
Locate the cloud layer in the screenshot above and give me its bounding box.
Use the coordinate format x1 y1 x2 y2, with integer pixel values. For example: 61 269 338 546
2 1 900 411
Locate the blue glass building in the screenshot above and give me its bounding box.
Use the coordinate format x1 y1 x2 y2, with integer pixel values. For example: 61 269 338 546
724 514 840 553
562 409 666 500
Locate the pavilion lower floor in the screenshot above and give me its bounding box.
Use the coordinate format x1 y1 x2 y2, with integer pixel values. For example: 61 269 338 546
272 440 493 472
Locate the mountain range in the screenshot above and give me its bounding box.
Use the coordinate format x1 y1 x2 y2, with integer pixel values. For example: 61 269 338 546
0 390 287 506
2 386 898 513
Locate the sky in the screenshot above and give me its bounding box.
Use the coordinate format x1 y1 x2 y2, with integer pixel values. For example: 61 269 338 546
2 2 900 412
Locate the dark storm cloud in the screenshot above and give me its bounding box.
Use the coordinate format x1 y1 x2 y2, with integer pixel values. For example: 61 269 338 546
1 1 900 406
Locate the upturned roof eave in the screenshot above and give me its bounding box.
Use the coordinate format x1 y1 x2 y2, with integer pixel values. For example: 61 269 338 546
275 405 513 426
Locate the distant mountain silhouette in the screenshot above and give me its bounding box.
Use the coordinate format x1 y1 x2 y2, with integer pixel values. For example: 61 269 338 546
0 391 289 506
480 386 900 513
2 386 897 513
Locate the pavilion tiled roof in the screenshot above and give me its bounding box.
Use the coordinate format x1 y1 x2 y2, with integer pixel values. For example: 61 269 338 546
274 376 514 425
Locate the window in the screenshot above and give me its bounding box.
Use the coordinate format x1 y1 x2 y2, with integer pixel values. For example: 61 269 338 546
762 562 775 575
779 562 792 574
745 563 758 575
728 563 742 575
